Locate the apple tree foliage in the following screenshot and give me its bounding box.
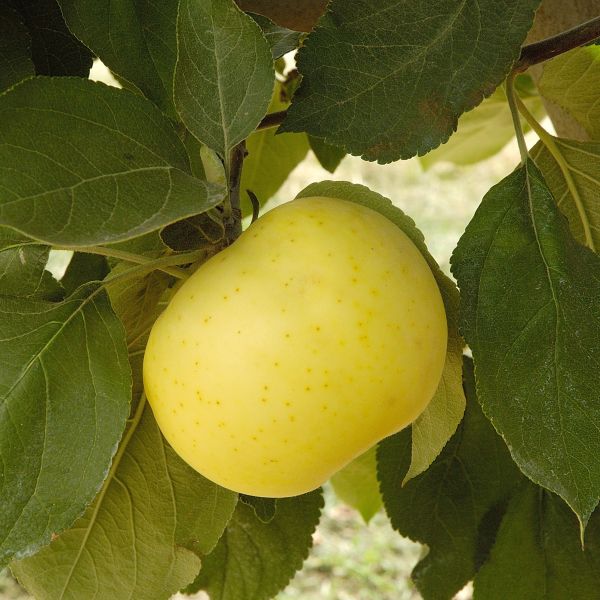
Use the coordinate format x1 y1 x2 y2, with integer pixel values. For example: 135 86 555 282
1 0 600 598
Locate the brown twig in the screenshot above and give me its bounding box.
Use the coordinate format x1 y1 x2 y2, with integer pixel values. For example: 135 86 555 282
224 141 247 245
514 15 600 72
257 19 600 130
257 109 288 131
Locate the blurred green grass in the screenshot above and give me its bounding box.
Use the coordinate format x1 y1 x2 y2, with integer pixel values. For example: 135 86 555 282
278 486 422 600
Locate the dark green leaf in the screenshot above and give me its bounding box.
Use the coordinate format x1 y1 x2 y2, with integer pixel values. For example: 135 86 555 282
0 6 34 93
0 77 225 247
308 135 345 173
296 181 465 478
236 0 329 32
249 13 302 59
539 45 600 140
378 358 522 600
0 229 62 300
241 82 309 214
189 489 323 600
451 159 600 527
160 211 225 251
110 231 168 258
0 284 131 566
174 0 274 157
60 252 109 295
281 0 541 162
12 402 237 599
531 138 600 252
474 483 600 599
8 0 92 77
239 495 278 523
57 0 177 114
330 446 382 523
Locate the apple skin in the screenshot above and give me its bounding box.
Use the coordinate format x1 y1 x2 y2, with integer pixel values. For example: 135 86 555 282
143 196 447 497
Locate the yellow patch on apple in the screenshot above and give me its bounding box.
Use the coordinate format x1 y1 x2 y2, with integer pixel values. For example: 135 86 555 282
143 196 447 497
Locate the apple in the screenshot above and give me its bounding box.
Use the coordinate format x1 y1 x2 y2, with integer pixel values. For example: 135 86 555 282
143 196 447 497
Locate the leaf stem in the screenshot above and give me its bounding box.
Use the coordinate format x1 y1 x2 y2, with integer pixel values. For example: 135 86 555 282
128 348 146 358
57 246 198 279
100 251 204 287
224 141 246 244
515 95 595 252
514 15 600 72
505 73 529 164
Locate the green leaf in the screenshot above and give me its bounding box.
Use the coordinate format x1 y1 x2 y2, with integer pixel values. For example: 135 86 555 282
0 284 131 566
7 0 92 77
12 401 237 599
188 489 323 600
0 6 34 93
404 310 464 482
111 231 168 258
531 138 600 252
60 252 109 295
0 77 225 247
330 446 382 523
308 135 345 173
0 229 62 300
421 80 545 168
451 159 600 527
281 0 541 163
200 145 227 186
295 181 466 480
239 495 278 523
377 358 522 600
107 264 171 401
236 0 329 32
174 0 275 157
249 13 302 59
57 0 177 114
241 83 309 214
474 483 600 599
107 267 170 350
539 45 600 140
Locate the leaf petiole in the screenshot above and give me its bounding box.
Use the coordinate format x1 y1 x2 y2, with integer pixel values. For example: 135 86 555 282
57 246 203 280
515 95 595 252
505 72 529 164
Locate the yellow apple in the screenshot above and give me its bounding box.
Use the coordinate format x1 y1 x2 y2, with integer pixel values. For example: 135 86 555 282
143 196 447 497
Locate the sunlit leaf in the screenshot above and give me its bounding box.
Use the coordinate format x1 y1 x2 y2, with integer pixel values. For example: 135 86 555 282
0 284 130 566
539 45 600 140
13 402 237 599
532 137 600 252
